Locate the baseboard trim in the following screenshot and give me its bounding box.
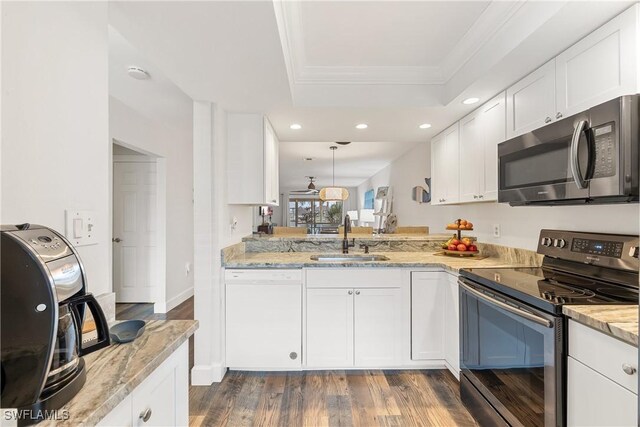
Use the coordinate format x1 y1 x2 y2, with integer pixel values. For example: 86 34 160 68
154 301 167 314
191 363 228 385
166 287 194 312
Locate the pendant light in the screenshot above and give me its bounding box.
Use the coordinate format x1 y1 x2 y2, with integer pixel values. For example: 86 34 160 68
319 146 349 201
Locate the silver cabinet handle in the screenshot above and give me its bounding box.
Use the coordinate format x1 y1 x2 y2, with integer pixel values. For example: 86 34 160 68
271 199 277 203
545 117 552 123
355 290 361 295
622 364 637 375
556 112 563 119
478 195 484 199
139 408 152 423
473 195 478 199
348 290 353 295
112 237 122 243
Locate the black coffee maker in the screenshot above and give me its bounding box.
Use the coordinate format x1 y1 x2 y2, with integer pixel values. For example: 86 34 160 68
1 224 110 424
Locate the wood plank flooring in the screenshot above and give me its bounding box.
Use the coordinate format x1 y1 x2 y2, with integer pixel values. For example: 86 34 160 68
117 298 477 427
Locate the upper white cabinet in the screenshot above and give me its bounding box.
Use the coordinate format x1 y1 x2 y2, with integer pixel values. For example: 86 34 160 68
451 92 506 204
227 113 279 206
506 59 556 139
556 4 638 118
506 4 639 139
431 123 460 205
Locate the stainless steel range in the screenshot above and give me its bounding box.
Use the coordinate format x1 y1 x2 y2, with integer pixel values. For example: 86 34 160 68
459 229 639 427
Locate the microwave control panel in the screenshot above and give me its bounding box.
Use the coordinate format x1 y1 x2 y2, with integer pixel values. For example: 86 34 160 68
592 123 616 179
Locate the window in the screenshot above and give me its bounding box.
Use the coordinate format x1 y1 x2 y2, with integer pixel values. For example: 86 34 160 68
364 189 375 209
288 197 343 233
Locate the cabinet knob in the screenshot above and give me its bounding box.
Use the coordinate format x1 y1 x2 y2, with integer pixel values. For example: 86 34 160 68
556 112 563 119
271 199 277 203
544 117 552 123
139 408 152 423
479 195 484 199
473 195 478 199
355 290 361 295
348 290 353 295
622 363 637 375
289 352 298 360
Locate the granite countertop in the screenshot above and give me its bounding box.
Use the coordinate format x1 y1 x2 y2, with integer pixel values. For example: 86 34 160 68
243 233 452 242
563 305 638 347
223 251 537 273
42 319 198 426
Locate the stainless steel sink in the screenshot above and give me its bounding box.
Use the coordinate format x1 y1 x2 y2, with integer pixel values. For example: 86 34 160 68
310 254 390 262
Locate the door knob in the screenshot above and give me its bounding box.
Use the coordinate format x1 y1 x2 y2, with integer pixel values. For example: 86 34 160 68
622 363 637 375
112 237 122 243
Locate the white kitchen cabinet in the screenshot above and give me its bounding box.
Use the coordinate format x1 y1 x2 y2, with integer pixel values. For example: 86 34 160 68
506 59 556 139
430 123 460 205
458 109 483 203
478 93 505 201
556 4 638 118
306 288 354 367
227 113 279 206
411 272 445 360
98 342 188 427
443 274 459 377
567 320 638 426
354 288 402 366
225 269 302 369
305 269 403 368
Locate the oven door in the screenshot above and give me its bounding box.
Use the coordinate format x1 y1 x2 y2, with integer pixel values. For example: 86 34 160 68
459 277 563 427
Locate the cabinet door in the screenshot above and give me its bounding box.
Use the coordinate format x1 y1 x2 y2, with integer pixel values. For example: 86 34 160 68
306 288 354 367
442 123 460 204
354 288 402 366
264 118 279 206
556 5 638 118
478 92 506 201
411 273 445 360
226 283 301 368
97 395 132 427
567 356 637 427
506 59 556 139
430 133 445 206
459 111 483 203
444 275 459 377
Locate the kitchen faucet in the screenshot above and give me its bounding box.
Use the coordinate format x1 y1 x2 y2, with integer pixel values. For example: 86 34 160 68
342 214 355 254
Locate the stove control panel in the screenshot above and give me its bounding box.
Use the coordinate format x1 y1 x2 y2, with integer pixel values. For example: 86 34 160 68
538 229 639 272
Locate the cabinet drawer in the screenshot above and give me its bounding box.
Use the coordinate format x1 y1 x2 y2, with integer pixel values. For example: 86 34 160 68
306 268 402 288
568 320 638 394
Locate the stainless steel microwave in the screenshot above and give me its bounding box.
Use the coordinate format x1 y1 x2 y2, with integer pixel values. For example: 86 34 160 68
498 95 639 206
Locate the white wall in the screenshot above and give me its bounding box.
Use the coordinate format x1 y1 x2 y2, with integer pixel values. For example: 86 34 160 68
358 141 640 250
1 2 111 296
109 97 194 308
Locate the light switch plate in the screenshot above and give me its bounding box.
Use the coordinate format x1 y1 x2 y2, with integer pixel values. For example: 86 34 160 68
65 210 98 246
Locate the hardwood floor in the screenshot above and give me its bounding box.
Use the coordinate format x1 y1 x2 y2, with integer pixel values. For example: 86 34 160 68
117 298 477 427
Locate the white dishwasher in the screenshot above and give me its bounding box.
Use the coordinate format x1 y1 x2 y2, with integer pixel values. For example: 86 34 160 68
225 269 302 369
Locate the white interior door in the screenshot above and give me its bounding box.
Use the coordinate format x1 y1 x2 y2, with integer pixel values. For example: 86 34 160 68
113 161 158 303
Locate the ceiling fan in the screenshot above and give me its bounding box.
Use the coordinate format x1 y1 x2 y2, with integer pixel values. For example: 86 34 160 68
291 176 319 195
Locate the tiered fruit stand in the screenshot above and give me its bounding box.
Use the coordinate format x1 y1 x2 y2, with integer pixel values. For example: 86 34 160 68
443 219 479 257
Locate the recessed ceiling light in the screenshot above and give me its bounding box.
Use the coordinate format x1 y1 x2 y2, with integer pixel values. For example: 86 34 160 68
290 123 302 130
462 97 480 105
419 123 432 129
355 123 368 129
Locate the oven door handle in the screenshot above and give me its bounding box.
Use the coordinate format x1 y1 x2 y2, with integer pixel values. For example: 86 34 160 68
459 281 553 328
570 120 589 189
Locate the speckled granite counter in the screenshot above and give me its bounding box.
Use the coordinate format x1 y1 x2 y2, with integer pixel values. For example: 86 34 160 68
563 305 638 347
42 320 198 426
223 250 539 273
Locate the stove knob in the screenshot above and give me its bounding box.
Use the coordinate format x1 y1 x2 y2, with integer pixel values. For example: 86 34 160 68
629 247 639 259
554 238 566 248
541 237 553 247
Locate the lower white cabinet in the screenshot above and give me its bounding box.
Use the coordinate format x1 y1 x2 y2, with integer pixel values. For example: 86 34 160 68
225 275 302 369
411 272 459 377
98 342 188 427
567 320 638 427
305 269 403 368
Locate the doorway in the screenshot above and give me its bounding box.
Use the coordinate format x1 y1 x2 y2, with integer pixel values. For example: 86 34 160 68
112 141 167 312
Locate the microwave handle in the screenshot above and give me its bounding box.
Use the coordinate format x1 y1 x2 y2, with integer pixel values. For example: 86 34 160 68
570 120 589 189
458 280 553 328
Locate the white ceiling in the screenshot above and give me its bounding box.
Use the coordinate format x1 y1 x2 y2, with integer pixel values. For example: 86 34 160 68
280 140 416 189
108 27 193 134
109 0 635 187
